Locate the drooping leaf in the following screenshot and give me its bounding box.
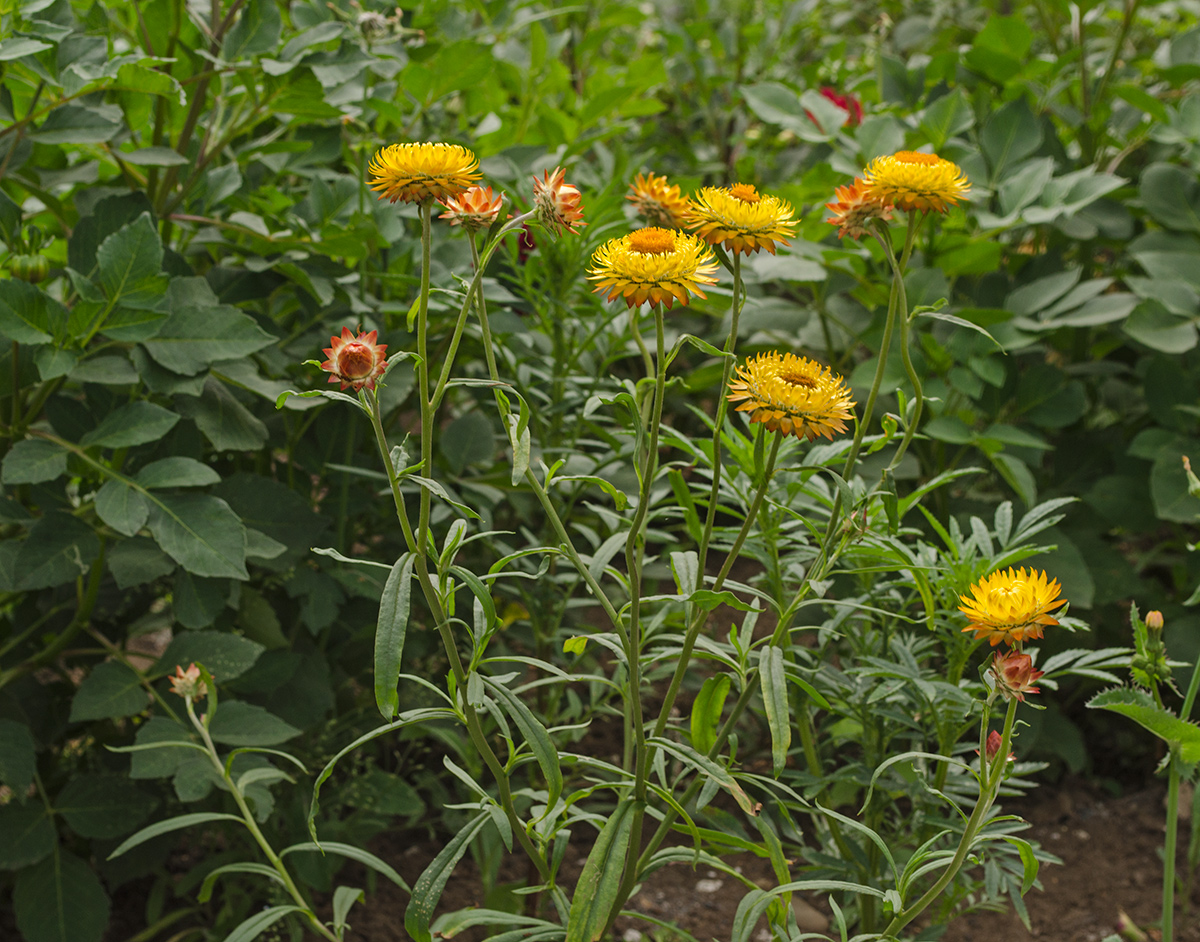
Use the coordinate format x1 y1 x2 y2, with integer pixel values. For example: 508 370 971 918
15 512 101 590
404 812 490 942
565 798 638 942
374 553 414 719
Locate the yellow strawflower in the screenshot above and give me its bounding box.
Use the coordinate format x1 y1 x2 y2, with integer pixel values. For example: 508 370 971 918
588 227 718 309
862 150 970 214
686 183 795 255
726 352 855 441
368 143 481 204
959 567 1065 647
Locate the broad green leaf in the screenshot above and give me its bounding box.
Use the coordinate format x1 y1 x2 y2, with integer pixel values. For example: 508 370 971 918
0 719 36 796
222 0 282 59
690 675 731 755
125 717 200 779
55 774 156 839
980 100 1043 181
15 512 101 590
208 702 301 746
108 536 176 589
0 280 67 344
440 410 494 474
31 104 121 144
80 401 180 448
0 37 52 60
34 347 79 380
213 472 329 569
13 852 110 942
135 456 221 489
94 479 150 537
565 798 637 942
68 192 154 277
172 570 229 628
95 213 163 304
146 493 248 579
1140 163 1200 234
141 305 274 376
760 646 790 776
374 553 414 719
404 812 490 942
69 661 147 722
176 377 268 451
1124 301 1198 354
1 439 67 484
919 88 974 149
0 803 55 869
108 812 244 860
154 631 263 681
69 354 140 385
1088 687 1200 761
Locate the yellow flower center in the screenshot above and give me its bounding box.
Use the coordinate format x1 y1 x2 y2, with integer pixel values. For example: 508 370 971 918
628 227 676 255
987 581 1026 607
729 183 761 203
893 150 943 166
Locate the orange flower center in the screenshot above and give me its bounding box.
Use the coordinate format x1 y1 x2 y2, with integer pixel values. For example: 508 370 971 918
730 183 761 203
781 370 817 388
337 342 375 379
628 227 676 255
893 150 942 165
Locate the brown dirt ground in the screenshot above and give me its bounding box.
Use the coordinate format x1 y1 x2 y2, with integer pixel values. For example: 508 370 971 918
324 779 1200 942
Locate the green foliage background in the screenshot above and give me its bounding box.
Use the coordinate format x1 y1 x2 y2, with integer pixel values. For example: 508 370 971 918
1 0 1199 939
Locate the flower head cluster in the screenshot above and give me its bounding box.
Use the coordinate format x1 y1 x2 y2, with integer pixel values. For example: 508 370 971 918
533 166 586 236
726 352 855 441
825 148 970 240
627 172 692 228
169 663 208 700
862 150 970 214
321 327 388 392
588 227 718 309
687 183 795 255
438 185 504 231
959 567 1065 648
368 143 481 204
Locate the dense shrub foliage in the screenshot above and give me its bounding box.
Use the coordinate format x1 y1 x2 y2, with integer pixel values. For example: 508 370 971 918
1 1 1200 941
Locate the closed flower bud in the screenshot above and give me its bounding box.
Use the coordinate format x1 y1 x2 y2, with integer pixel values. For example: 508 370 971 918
320 327 388 392
990 649 1044 702
169 663 208 700
1145 610 1163 635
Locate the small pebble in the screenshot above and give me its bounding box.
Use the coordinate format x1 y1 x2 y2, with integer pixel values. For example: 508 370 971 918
622 931 642 942
695 879 724 893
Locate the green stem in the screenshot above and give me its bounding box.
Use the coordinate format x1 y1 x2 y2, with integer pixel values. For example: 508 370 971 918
651 431 782 742
697 251 744 573
185 699 338 942
884 212 922 471
1165 748 1179 942
882 695 1017 938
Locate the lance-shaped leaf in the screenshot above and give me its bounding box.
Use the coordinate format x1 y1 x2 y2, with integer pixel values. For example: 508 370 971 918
374 553 414 719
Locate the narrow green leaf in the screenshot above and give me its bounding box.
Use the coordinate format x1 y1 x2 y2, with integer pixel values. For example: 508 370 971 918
223 906 306 942
198 862 284 903
375 553 414 720
483 676 563 812
281 841 410 892
108 812 243 860
648 737 759 816
1003 836 1040 894
760 646 790 776
333 886 365 936
690 674 731 754
565 798 638 942
404 812 490 942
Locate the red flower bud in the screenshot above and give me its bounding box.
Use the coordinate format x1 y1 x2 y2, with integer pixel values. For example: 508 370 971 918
320 327 388 392
990 650 1044 702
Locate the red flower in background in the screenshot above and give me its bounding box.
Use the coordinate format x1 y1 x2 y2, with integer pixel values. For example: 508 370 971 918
805 87 864 131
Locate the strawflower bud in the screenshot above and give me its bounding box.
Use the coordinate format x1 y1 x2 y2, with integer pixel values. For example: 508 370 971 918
169 663 208 700
320 327 388 392
532 167 585 236
990 649 1043 702
985 730 1003 761
1145 609 1163 636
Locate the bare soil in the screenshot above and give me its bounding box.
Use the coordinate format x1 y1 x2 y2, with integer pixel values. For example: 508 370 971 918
332 779 1200 942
